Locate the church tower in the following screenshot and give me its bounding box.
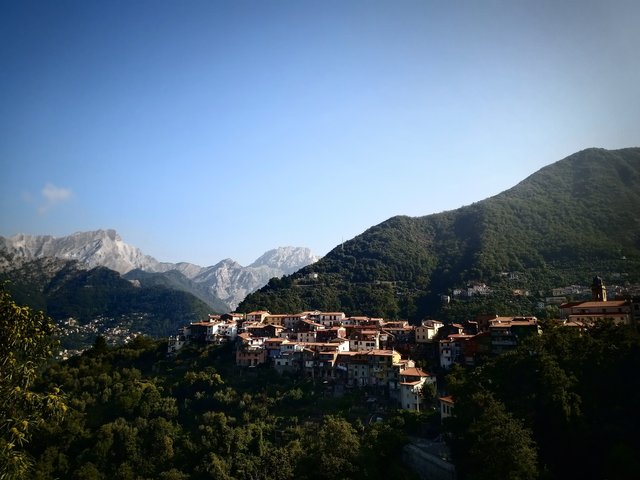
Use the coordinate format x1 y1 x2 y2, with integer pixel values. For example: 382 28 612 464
591 276 607 302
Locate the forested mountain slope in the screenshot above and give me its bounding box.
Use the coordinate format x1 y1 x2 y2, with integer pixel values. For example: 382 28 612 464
239 148 640 319
0 257 212 338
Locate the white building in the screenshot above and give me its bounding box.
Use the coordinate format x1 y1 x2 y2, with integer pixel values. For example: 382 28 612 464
399 367 436 411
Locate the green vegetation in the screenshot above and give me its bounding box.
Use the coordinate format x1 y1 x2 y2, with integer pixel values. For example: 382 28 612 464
445 321 640 479
25 338 425 480
4 287 639 479
122 269 229 313
1 261 212 339
0 285 66 479
240 148 640 319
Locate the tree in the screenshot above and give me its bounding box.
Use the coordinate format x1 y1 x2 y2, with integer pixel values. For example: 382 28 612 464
448 391 538 480
92 336 108 355
298 416 361 480
421 380 437 407
0 285 66 479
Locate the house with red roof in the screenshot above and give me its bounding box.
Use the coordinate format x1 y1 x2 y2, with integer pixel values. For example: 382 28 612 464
399 367 436 411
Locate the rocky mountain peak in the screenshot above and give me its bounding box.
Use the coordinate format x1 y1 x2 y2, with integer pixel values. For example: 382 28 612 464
250 247 319 273
0 230 320 311
0 230 160 274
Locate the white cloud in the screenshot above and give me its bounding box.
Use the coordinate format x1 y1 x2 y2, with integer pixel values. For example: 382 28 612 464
38 183 73 214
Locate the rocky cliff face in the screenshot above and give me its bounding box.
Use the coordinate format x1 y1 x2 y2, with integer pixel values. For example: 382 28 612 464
250 246 320 273
0 229 161 274
193 247 319 309
0 230 318 310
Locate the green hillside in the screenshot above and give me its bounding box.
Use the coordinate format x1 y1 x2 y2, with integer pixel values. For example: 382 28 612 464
1 259 212 339
123 268 229 313
239 148 640 319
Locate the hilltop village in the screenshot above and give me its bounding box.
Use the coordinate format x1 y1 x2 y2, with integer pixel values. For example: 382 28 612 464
168 277 638 413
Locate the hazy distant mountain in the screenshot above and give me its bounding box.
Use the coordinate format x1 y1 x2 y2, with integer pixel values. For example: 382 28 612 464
240 147 640 320
191 246 319 309
250 246 320 272
0 230 319 311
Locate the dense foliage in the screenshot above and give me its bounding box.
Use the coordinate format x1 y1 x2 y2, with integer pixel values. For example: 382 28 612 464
0 286 66 479
26 340 425 480
240 148 640 319
445 321 640 480
5 288 639 479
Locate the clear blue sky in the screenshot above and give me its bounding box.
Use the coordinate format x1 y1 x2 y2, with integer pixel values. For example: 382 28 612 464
2 0 639 266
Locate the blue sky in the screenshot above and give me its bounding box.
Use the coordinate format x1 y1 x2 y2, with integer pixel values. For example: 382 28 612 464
2 0 639 266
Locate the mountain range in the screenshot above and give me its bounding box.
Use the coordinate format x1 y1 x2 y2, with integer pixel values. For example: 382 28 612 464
239 147 640 320
3 147 639 338
0 230 318 311
0 231 318 346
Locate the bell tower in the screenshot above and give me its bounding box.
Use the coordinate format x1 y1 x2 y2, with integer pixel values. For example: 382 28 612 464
591 276 607 302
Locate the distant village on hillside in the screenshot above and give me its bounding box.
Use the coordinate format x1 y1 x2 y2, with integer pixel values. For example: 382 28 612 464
168 277 639 415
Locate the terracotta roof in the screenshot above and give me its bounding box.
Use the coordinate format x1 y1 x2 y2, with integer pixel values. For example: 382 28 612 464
401 367 431 378
573 301 629 308
492 316 537 322
422 320 443 326
242 321 262 327
337 351 360 357
447 334 474 339
367 349 396 356
290 341 340 348
559 301 584 308
301 319 325 326
489 318 538 327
